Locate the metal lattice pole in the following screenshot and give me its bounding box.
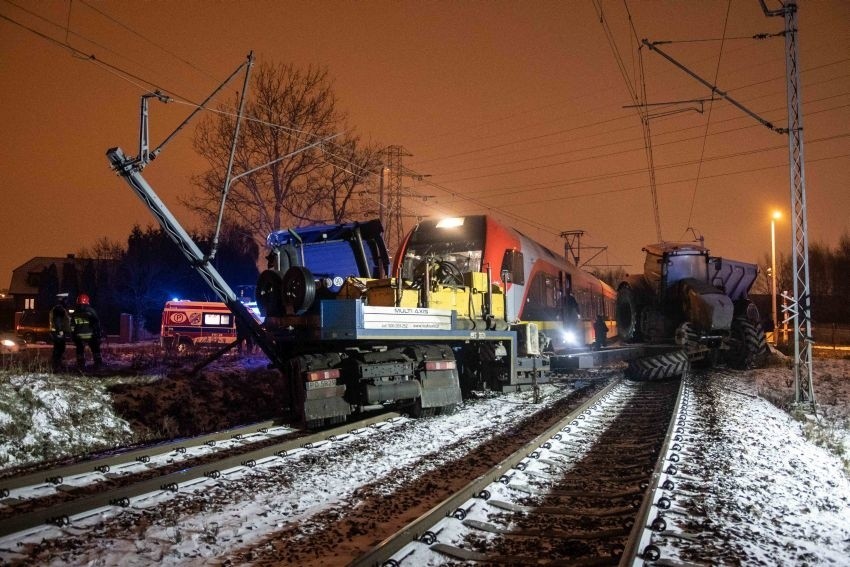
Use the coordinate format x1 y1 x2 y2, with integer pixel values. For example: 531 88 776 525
384 145 407 254
781 1 816 407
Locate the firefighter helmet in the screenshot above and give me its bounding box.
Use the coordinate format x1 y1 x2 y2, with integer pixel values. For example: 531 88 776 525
77 293 91 305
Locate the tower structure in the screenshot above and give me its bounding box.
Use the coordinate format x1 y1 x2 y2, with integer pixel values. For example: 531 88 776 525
383 145 411 253
761 0 815 406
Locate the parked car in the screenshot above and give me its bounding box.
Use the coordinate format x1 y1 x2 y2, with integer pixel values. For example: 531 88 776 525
15 310 52 343
1 331 26 354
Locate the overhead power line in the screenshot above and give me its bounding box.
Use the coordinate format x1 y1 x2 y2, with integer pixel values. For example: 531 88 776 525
77 0 220 83
684 0 732 235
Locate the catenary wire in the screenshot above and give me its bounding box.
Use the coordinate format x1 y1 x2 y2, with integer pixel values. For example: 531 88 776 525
684 0 732 235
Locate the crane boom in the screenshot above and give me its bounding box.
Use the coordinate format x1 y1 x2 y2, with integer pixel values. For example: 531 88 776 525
106 147 288 370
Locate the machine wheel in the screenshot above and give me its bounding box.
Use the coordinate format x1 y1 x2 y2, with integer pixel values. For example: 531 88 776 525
256 269 285 317
616 285 641 341
640 308 666 343
727 318 768 369
282 266 316 315
626 349 689 381
411 398 436 418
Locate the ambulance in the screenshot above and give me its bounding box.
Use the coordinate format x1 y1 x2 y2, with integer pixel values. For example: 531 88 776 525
160 300 246 352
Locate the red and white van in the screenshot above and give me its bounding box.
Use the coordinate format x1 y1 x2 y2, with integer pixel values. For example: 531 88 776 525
160 301 238 352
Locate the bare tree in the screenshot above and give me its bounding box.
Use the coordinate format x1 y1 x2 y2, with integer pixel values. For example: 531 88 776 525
77 236 125 261
189 61 381 240
319 135 384 223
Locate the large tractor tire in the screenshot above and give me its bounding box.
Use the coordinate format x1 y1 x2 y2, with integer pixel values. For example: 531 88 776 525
616 285 641 341
727 318 768 369
626 349 689 381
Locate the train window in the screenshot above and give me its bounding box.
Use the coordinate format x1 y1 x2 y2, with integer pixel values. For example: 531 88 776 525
501 249 525 285
523 272 562 321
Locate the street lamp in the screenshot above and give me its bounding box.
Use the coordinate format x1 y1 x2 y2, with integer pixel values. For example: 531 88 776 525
771 210 782 343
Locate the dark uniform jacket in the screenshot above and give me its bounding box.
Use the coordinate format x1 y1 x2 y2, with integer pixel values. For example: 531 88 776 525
49 304 71 339
72 305 101 340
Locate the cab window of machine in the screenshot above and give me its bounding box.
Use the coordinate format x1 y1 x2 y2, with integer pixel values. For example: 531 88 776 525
666 253 708 285
401 241 483 279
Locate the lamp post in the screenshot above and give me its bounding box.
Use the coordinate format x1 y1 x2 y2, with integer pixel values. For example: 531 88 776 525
771 211 781 343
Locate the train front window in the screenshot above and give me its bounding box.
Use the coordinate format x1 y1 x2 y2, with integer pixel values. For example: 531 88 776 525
400 217 485 279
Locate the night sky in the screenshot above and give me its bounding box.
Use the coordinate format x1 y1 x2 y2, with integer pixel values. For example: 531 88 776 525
1 1 848 287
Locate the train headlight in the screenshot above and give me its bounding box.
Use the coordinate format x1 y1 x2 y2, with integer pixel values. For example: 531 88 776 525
562 330 578 345
436 217 464 229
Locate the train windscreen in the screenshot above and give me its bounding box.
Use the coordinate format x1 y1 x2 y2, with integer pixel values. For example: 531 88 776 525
400 217 485 279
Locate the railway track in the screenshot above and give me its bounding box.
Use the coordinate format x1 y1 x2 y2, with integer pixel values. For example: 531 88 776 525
0 413 399 539
0 375 616 564
356 377 685 566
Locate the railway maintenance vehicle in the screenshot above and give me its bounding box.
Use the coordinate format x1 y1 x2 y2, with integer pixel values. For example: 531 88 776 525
107 143 617 427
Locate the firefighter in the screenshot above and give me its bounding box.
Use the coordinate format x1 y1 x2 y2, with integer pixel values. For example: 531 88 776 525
49 293 71 371
71 293 103 369
593 314 609 350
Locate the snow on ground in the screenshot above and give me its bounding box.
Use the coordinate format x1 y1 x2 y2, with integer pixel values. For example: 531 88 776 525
0 347 285 474
0 380 594 565
653 371 850 564
0 348 849 565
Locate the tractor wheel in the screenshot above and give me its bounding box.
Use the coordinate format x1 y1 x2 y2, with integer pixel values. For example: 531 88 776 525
727 318 768 369
616 285 641 341
626 349 689 381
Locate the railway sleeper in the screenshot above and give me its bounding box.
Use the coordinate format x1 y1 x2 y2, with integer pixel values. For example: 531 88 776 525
539 458 654 475
430 542 618 566
508 483 644 499
489 499 639 518
550 447 658 460
524 469 653 485
462 518 629 540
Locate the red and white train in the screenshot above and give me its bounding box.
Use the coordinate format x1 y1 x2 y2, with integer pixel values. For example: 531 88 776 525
393 215 617 349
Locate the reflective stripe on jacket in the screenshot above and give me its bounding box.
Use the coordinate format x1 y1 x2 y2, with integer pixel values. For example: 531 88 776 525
72 305 100 340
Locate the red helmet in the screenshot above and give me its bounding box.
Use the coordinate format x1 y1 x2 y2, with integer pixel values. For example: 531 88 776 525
77 293 91 305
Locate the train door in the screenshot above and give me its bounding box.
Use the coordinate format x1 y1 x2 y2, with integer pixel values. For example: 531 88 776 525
500 248 524 321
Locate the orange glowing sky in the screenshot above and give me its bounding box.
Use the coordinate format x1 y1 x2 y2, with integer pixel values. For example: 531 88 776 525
1 1 848 287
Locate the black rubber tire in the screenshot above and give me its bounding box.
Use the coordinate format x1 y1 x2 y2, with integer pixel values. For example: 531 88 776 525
727 318 768 369
282 266 316 315
616 285 641 341
626 349 689 381
256 269 285 317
